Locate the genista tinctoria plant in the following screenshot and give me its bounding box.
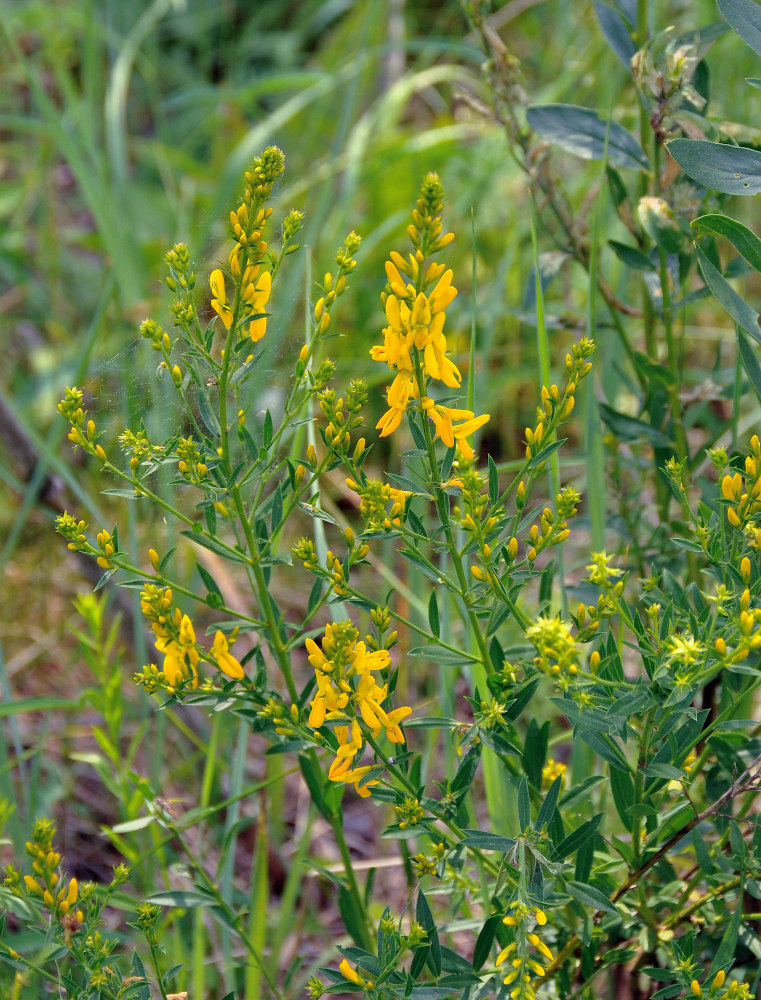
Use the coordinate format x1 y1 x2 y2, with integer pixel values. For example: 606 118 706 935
1 136 757 1000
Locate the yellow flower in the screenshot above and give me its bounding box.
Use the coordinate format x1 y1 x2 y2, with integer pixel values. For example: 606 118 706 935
420 397 489 459
339 958 372 988
210 269 233 329
210 630 244 679
155 613 199 686
241 266 271 342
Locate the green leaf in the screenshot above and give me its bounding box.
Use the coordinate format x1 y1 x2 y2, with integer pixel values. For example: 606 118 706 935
526 104 648 170
566 880 619 915
517 775 531 830
262 409 273 449
594 0 636 67
196 562 223 607
579 729 632 772
668 138 761 195
608 239 655 271
535 775 562 831
428 591 440 639
181 531 249 564
473 915 501 971
297 502 338 525
598 402 674 447
718 0 761 55
692 214 761 273
488 454 499 505
554 814 602 860
416 890 441 976
461 830 517 852
338 885 368 948
709 875 745 975
696 246 761 343
609 767 634 832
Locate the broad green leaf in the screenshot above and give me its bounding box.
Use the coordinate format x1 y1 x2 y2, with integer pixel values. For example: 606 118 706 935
718 0 761 55
668 138 761 194
692 214 761 272
696 246 761 343
566 880 619 915
526 104 648 169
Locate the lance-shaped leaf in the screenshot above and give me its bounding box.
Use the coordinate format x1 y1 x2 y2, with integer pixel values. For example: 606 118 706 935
526 103 648 170
696 246 761 344
668 138 761 194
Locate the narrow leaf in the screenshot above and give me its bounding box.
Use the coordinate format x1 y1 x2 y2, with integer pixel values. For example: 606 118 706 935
696 246 761 343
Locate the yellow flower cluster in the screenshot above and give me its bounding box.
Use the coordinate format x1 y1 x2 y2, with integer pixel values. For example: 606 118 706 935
523 486 580 563
541 757 567 789
305 621 411 797
721 435 761 529
5 820 83 924
138 584 244 689
345 476 411 532
497 903 554 999
691 971 750 999
370 174 489 457
57 386 107 462
525 615 579 690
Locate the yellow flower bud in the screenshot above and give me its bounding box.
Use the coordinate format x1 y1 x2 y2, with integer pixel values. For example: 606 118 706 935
295 464 306 486
307 444 317 466
299 344 309 364
741 556 751 583
690 981 701 998
149 548 160 572
715 637 726 656
507 536 518 561
712 971 725 990
590 650 600 673
96 445 106 462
